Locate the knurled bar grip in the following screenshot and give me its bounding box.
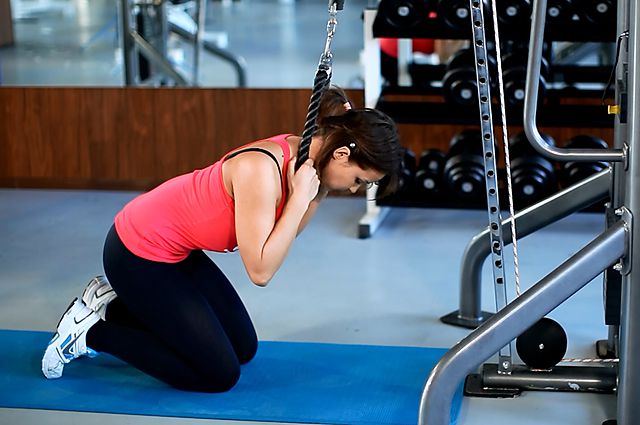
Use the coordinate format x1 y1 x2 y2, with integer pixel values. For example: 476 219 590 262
469 0 513 371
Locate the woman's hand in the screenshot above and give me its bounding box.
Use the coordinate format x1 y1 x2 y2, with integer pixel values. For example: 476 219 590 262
287 157 320 206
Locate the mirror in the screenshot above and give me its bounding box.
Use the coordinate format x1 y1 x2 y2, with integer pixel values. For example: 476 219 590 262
0 0 369 88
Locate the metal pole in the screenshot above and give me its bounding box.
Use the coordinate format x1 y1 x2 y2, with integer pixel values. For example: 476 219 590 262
418 221 627 425
192 0 206 85
441 168 612 328
524 0 625 163
168 22 248 87
617 0 640 421
129 30 189 86
119 0 136 85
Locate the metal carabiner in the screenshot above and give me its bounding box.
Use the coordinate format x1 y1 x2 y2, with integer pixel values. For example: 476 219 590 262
320 2 339 68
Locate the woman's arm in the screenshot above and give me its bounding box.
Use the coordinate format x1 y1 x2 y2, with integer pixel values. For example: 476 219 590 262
296 187 328 235
233 155 319 286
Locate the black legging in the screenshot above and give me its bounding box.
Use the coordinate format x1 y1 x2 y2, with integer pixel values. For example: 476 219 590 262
85 225 258 392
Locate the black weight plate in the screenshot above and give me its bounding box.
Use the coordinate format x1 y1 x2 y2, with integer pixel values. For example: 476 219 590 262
418 149 446 172
582 0 615 24
438 0 472 31
546 0 573 23
448 129 484 157
497 0 532 27
516 317 568 370
380 0 427 29
443 69 479 105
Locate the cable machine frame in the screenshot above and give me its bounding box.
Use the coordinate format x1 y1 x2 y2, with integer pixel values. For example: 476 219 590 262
418 0 639 423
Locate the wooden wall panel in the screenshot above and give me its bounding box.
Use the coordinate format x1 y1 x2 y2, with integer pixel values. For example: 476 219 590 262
1 87 362 189
0 87 612 190
25 89 54 177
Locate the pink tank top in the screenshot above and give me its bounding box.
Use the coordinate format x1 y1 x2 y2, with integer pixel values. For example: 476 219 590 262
115 134 292 263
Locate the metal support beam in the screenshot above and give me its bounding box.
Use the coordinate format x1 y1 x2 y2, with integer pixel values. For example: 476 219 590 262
418 220 627 425
524 0 625 163
617 0 640 421
441 168 612 328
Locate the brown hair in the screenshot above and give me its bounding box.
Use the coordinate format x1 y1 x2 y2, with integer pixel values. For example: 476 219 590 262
313 86 403 197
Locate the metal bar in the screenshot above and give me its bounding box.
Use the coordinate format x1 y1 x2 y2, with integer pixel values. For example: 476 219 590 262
129 30 189 86
359 8 391 237
118 0 136 85
418 220 627 425
480 364 617 393
523 0 625 163
468 0 512 373
618 0 640 421
192 0 206 85
201 40 247 87
169 21 248 87
446 168 612 327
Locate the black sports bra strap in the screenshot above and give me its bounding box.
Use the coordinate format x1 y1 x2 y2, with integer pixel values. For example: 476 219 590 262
224 147 283 181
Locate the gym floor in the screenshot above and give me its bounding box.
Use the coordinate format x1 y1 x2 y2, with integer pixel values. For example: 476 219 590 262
0 189 616 425
0 0 619 424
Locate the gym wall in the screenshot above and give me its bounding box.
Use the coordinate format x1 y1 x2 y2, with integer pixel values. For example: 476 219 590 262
0 87 612 191
0 87 361 190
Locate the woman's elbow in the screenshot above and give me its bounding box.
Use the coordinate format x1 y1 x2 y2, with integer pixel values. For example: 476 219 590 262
248 270 272 287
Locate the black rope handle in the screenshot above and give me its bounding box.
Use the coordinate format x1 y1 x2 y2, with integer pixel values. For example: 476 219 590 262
295 0 343 171
296 64 332 170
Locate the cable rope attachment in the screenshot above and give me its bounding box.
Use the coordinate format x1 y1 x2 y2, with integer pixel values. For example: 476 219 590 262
296 1 343 170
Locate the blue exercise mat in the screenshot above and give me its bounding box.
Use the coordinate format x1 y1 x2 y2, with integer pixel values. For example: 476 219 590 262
0 329 463 425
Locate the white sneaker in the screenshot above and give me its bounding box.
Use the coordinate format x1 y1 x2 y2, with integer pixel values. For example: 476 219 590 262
81 275 117 321
42 298 100 379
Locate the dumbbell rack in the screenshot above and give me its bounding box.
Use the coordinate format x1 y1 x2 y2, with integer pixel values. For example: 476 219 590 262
358 0 617 238
374 0 616 41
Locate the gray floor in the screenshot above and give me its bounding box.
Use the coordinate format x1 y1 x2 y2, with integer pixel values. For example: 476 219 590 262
0 188 617 424
1 0 368 88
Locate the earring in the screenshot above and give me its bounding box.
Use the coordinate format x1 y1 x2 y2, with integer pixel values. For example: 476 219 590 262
349 142 356 149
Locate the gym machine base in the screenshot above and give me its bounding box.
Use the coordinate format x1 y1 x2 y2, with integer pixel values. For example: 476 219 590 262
421 219 627 424
465 363 617 397
419 0 639 424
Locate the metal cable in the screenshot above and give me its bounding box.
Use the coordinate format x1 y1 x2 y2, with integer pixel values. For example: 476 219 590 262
489 0 521 297
488 1 611 366
561 357 620 364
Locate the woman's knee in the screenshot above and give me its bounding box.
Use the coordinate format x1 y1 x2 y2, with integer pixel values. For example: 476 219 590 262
237 336 258 365
194 363 241 393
